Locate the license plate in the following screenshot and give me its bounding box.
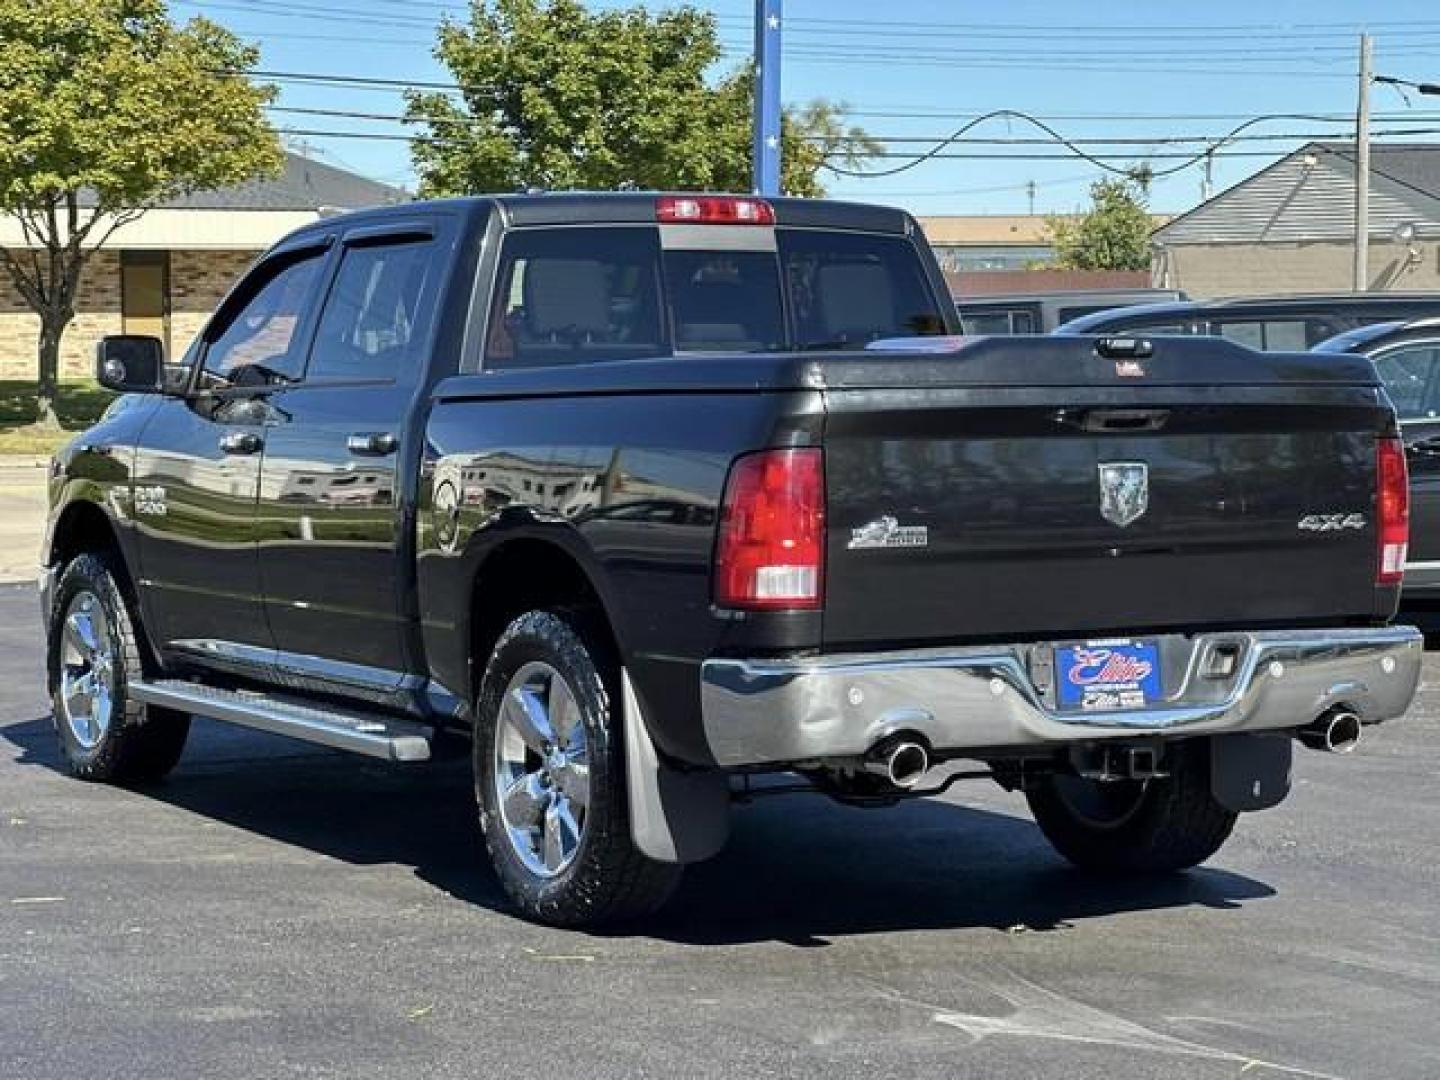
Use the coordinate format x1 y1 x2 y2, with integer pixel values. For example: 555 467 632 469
1055 639 1163 711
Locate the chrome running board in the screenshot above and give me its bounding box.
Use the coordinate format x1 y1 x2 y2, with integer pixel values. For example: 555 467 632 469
129 679 433 762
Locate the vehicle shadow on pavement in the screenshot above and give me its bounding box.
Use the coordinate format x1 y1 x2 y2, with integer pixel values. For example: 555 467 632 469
5 714 1275 944
639 796 1274 946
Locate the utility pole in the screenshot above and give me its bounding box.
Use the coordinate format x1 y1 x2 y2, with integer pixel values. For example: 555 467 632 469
1354 33 1373 291
1201 149 1214 202
751 0 783 196
1026 180 1036 215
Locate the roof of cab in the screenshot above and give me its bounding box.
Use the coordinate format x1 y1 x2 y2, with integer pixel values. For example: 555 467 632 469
491 192 914 233
282 191 917 241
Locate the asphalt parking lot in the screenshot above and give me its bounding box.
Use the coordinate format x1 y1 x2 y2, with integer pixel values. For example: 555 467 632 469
3 583 1439 1079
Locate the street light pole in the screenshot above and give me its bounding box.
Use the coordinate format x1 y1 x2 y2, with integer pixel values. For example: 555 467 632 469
1354 33 1373 291
751 0 783 196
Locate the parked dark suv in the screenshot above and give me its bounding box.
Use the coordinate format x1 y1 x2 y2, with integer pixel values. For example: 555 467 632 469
957 289 1184 335
1056 293 1440 350
1315 317 1440 598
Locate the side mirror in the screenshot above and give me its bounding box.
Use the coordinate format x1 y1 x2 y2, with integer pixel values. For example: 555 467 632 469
95 335 164 394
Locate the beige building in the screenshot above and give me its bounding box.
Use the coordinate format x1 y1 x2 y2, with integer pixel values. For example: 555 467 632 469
1152 141 1440 298
918 213 1173 275
0 153 405 380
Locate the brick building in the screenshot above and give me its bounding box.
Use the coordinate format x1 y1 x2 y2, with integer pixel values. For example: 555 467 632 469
1152 141 1440 298
0 153 405 379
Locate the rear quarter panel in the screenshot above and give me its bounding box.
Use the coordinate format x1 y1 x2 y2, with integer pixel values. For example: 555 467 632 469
418 370 823 765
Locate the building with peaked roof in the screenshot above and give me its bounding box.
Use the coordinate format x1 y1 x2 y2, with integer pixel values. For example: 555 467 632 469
1152 141 1440 298
0 152 407 379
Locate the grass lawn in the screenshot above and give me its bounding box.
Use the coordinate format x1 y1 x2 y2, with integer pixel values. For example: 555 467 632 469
0 381 115 456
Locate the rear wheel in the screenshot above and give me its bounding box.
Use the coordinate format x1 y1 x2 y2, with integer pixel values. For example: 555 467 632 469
474 609 681 926
1025 740 1237 873
47 553 190 784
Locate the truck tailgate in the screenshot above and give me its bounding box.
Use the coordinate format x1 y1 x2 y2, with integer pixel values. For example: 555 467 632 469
819 337 1392 648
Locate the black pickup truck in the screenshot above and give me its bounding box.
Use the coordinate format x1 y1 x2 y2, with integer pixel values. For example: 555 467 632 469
44 193 1422 926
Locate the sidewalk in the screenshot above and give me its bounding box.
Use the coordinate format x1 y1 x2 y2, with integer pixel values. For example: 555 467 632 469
0 456 49 585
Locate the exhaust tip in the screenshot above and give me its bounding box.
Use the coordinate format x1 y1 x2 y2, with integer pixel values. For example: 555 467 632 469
864 738 930 788
1299 709 1362 754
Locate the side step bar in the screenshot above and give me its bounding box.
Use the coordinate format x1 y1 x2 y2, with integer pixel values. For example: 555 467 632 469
129 680 434 762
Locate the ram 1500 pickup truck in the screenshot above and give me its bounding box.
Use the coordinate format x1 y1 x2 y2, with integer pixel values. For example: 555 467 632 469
44 193 1422 926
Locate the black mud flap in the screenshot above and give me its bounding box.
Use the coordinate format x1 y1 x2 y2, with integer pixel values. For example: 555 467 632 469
1209 733 1293 813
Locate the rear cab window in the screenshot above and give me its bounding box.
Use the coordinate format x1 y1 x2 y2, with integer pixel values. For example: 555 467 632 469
482 224 947 370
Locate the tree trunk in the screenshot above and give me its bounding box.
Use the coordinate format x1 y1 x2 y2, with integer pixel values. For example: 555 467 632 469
35 315 67 431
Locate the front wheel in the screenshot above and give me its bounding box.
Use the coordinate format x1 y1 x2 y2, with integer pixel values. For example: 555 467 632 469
1025 739 1237 873
474 609 681 926
47 553 190 784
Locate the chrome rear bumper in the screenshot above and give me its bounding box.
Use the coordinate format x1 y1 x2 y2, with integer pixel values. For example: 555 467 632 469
699 626 1423 768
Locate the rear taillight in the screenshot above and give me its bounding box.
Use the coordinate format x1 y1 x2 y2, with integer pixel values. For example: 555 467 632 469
1377 436 1409 585
714 448 825 610
655 195 775 225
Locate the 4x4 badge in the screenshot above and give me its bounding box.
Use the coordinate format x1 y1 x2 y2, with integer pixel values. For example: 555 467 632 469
1098 462 1148 527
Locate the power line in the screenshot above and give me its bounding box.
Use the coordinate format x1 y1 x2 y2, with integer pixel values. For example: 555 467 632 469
841 108 1440 122
269 125 1429 167
178 1 1440 62
262 104 1440 147
820 110 1417 179
184 0 1440 38
815 128 1440 146
781 15 1440 34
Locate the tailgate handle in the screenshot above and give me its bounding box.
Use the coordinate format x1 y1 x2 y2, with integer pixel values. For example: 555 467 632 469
1075 408 1171 433
1095 336 1154 359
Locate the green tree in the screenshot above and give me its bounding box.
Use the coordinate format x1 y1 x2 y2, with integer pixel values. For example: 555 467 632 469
0 0 282 426
1047 172 1155 272
405 0 876 198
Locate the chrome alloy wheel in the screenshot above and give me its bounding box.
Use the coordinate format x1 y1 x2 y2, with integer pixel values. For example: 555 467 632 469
58 590 116 750
493 661 591 878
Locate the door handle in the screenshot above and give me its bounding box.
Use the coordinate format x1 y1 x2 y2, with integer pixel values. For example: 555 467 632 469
219 431 264 456
346 432 398 456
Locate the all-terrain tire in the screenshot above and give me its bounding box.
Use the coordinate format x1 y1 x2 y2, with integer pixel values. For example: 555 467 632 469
1025 739 1238 873
474 608 681 926
47 552 190 784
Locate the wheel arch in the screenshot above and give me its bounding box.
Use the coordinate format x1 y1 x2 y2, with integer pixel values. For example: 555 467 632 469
48 498 125 570
47 498 160 672
465 529 627 705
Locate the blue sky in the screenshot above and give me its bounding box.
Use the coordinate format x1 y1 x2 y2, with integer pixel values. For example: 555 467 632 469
171 0 1440 216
